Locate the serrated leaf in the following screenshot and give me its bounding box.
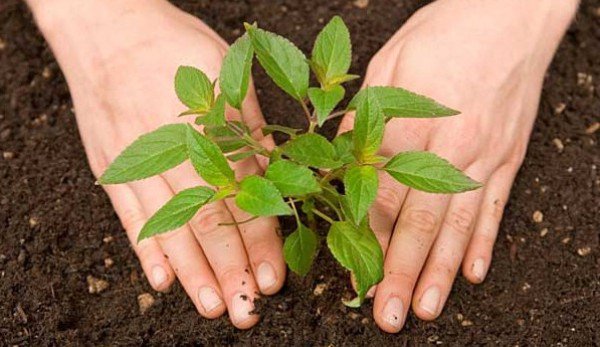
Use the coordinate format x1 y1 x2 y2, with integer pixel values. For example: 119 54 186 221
265 160 321 197
175 66 214 112
220 34 254 110
284 223 318 276
353 87 384 161
327 220 383 303
235 175 292 216
344 165 378 224
283 133 343 169
384 151 482 193
195 94 226 126
204 121 249 153
308 86 345 126
348 86 459 118
186 125 235 187
311 16 351 86
332 131 355 164
99 124 187 184
245 24 309 101
138 186 214 242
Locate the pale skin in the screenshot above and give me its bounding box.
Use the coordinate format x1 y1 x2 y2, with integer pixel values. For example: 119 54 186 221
27 0 578 332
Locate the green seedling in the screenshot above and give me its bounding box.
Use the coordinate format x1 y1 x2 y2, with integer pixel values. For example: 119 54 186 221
99 16 481 306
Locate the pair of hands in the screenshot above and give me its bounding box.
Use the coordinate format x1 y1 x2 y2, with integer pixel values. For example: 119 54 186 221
30 0 576 332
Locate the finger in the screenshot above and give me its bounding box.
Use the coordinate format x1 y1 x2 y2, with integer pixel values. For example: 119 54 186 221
128 176 226 319
411 165 489 320
462 163 517 284
373 191 451 333
225 144 285 295
162 163 260 329
103 184 175 292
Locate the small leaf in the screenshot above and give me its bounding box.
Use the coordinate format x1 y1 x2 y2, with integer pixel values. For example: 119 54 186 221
265 160 321 197
308 86 345 126
220 34 254 110
311 16 352 86
174 66 214 112
204 122 249 153
195 94 226 126
353 87 384 161
327 220 383 303
235 175 292 216
332 131 355 164
348 86 459 118
186 125 235 187
227 149 259 162
344 165 378 224
283 133 343 169
210 185 237 202
330 74 359 85
99 124 187 184
342 297 361 308
245 24 309 101
138 186 214 242
284 223 318 276
384 151 482 193
262 124 301 137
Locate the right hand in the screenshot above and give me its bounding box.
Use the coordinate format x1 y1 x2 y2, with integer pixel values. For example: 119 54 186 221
29 0 284 328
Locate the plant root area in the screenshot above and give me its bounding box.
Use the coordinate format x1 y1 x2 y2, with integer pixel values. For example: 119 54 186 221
1 0 598 345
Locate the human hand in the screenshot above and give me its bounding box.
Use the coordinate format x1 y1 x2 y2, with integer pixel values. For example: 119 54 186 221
338 0 578 333
28 0 284 328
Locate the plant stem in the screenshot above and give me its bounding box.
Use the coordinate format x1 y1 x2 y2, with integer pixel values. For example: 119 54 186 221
299 99 313 129
325 109 350 122
219 216 258 226
315 194 342 220
289 198 301 225
312 208 336 224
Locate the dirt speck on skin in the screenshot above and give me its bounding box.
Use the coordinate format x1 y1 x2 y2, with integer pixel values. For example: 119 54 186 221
1 0 599 345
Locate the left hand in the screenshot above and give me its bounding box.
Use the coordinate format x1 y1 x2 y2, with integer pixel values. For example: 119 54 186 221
339 0 577 333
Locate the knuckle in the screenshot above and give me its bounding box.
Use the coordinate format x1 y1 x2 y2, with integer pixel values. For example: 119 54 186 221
444 208 476 238
490 198 506 222
384 269 416 286
217 264 248 285
373 186 403 215
119 207 146 234
191 204 229 238
399 208 438 236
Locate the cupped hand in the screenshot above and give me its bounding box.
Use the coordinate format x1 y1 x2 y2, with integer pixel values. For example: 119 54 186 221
338 0 577 333
33 0 283 328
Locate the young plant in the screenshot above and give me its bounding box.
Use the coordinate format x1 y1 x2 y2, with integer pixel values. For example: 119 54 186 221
99 17 481 306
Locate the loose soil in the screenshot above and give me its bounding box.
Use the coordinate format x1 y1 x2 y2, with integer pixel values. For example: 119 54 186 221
1 0 599 345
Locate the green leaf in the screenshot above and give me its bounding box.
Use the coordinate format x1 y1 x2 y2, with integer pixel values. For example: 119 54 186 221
311 16 352 86
174 66 214 112
327 220 383 303
283 133 343 169
265 160 321 197
210 185 236 202
284 223 318 276
384 151 482 193
308 86 345 126
99 124 187 184
186 125 235 187
348 86 459 118
219 34 254 110
344 165 378 224
195 94 226 126
332 131 355 164
138 186 214 242
204 122 249 153
353 87 384 161
235 175 292 216
245 23 309 101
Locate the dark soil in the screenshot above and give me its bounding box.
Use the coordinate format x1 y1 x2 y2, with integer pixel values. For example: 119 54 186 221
1 0 599 345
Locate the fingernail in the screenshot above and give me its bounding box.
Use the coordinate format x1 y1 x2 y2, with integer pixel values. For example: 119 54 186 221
151 266 168 288
231 292 255 324
382 297 404 330
472 258 487 282
256 262 277 292
198 286 223 313
420 286 441 315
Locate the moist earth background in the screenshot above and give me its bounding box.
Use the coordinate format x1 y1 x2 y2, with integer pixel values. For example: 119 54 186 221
1 0 599 345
